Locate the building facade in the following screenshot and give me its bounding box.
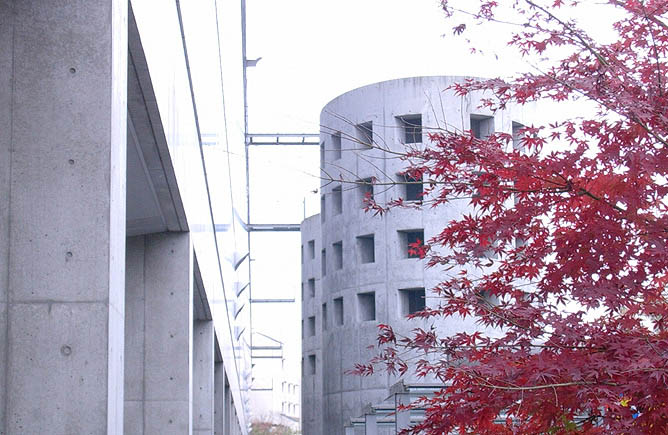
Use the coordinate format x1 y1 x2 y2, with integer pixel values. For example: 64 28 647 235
1 1 251 433
301 76 528 434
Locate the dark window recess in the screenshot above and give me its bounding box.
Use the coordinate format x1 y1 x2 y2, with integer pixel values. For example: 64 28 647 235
355 122 373 147
321 249 327 276
301 320 304 339
399 287 426 316
331 132 342 160
400 230 424 258
308 240 315 259
358 292 376 321
478 290 500 307
357 234 375 264
301 245 304 264
301 283 304 301
512 122 525 151
319 141 325 167
332 185 342 215
322 303 327 331
470 115 494 139
398 115 422 143
359 178 374 205
320 195 326 222
308 354 316 375
334 297 344 326
333 242 343 270
402 173 423 202
308 316 316 336
308 278 315 298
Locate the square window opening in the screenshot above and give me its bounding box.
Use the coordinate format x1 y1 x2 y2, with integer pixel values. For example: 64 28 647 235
399 287 426 316
399 229 424 259
319 141 325 168
308 316 316 336
357 234 375 264
333 241 343 270
331 132 342 160
322 303 328 331
397 115 422 143
355 121 373 148
320 195 326 222
308 278 315 298
321 249 327 276
308 354 316 375
512 122 525 151
470 115 494 139
357 292 376 321
358 177 374 206
332 185 343 215
308 240 315 259
401 173 423 202
333 297 344 326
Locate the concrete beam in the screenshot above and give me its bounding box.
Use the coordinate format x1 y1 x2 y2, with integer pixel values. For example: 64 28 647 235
2 0 127 433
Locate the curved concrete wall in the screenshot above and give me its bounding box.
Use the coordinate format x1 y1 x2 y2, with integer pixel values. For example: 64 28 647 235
301 76 529 434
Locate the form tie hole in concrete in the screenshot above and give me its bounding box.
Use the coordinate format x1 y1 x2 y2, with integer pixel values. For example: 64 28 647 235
66 251 73 260
69 67 76 74
60 345 72 356
68 159 75 165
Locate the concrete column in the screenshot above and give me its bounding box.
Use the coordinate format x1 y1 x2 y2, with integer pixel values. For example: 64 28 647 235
345 426 355 435
1 0 127 433
364 413 378 435
193 320 214 434
224 382 232 435
214 363 226 434
143 232 194 435
124 236 147 434
395 393 411 433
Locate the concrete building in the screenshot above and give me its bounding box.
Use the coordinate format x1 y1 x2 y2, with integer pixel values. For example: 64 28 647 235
1 1 251 433
301 76 528 434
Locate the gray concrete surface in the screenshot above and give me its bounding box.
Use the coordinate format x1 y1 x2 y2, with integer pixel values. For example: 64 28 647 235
1 0 127 432
193 320 215 434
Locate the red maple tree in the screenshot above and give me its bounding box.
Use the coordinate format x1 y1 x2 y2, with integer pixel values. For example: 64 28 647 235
356 1 668 433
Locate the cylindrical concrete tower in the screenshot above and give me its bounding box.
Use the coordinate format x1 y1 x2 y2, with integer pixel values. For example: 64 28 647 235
301 76 528 434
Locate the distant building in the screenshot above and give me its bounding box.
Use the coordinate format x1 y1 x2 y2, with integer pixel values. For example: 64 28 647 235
301 76 528 434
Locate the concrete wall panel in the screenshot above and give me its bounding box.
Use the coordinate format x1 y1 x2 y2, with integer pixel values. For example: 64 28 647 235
7 303 110 433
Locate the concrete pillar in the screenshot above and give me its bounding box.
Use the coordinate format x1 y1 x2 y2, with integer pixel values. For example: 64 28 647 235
345 426 355 435
124 236 148 434
364 413 378 435
144 232 194 434
1 0 127 433
224 382 232 435
395 393 411 433
123 233 194 435
214 363 226 434
193 320 214 434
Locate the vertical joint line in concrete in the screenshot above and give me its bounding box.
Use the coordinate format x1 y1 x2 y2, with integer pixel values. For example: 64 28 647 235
141 235 147 435
4 3 16 432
